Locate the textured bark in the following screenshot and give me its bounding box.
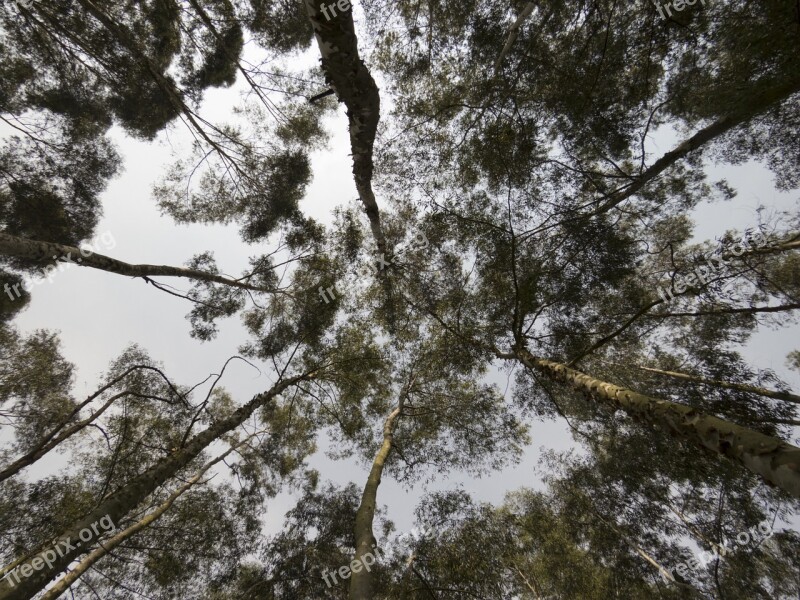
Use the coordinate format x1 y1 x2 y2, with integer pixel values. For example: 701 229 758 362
0 232 276 293
349 399 404 600
38 437 253 600
304 0 387 256
0 372 315 600
634 365 800 405
511 349 800 498
494 2 536 73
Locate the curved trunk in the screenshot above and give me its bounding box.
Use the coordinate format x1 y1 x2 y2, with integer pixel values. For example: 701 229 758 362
349 400 404 600
304 0 386 256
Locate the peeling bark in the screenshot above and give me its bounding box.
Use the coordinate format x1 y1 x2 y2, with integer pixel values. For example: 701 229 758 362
0 372 316 600
349 398 405 600
0 232 277 294
303 0 387 256
509 349 800 498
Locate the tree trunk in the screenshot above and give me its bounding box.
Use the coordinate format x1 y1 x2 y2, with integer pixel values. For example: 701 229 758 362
38 434 256 600
593 512 701 596
303 0 386 257
592 77 800 217
493 2 537 73
349 399 405 600
508 348 800 498
0 232 276 294
0 372 315 600
0 364 180 484
645 302 800 319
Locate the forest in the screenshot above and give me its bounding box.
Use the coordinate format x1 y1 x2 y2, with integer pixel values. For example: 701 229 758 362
0 0 799 598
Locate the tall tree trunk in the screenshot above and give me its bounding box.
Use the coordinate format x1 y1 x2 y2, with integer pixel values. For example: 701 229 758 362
303 0 399 331
633 365 800 405
38 434 257 600
493 2 537 73
506 348 800 498
0 232 277 293
349 398 405 600
0 371 316 600
303 0 386 256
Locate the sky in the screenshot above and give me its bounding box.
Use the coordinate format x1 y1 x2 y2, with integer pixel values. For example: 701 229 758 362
3 22 798 544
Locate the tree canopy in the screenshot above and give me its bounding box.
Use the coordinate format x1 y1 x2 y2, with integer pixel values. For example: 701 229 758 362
1 0 799 598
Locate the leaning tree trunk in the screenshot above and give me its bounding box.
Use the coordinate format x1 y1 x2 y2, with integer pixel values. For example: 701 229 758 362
303 0 398 331
508 348 800 498
37 433 258 600
349 398 405 600
0 372 315 600
0 232 276 293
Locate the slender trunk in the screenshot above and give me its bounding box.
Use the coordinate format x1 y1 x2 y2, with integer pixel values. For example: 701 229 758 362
594 512 701 596
634 365 800 405
494 2 536 73
349 399 405 600
592 77 800 216
303 0 386 257
0 232 276 294
0 392 126 484
668 504 727 557
38 434 257 600
1 364 181 484
0 371 315 600
507 349 800 498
